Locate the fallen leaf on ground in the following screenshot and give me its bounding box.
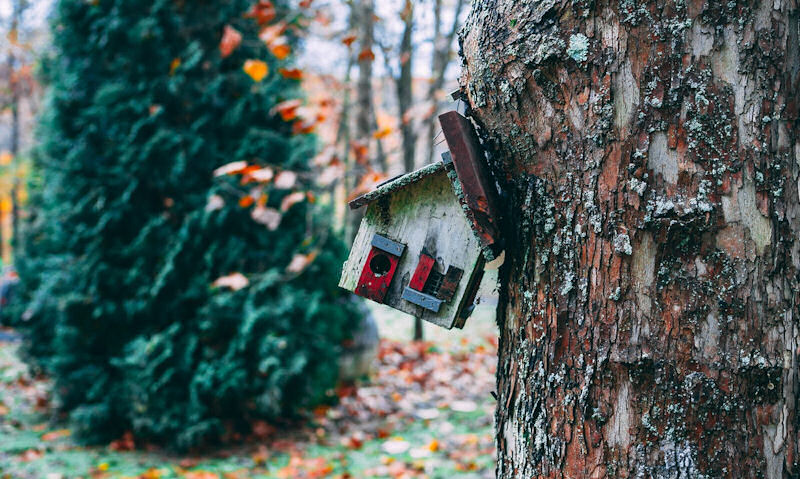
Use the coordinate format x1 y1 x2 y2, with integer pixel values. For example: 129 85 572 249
19 449 43 462
450 400 478 412
138 468 162 479
110 431 135 451
382 439 410 455
41 429 71 441
185 471 219 479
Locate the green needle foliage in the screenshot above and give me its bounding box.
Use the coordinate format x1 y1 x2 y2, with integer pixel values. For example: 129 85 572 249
13 0 360 449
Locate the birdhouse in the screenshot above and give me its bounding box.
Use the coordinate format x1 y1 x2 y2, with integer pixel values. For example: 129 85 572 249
339 111 502 329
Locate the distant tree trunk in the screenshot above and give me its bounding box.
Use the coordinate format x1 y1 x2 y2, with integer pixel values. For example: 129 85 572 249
339 51 355 201
460 0 799 476
347 0 384 244
5 0 24 264
392 0 425 341
355 0 385 172
422 0 464 166
397 0 416 174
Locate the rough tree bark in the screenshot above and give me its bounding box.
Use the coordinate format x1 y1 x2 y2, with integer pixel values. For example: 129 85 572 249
459 0 799 476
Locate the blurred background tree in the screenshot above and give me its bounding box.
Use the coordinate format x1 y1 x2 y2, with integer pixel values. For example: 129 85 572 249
11 0 361 449
1 0 40 266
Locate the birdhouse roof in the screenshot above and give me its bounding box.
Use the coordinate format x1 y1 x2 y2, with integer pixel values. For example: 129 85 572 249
348 162 447 210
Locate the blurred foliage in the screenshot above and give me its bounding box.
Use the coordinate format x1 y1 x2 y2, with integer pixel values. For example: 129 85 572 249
10 0 361 450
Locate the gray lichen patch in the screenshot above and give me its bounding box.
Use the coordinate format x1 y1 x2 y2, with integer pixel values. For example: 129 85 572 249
614 233 633 256
566 33 589 62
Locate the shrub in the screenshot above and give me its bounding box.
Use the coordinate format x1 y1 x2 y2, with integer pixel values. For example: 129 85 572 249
13 0 360 449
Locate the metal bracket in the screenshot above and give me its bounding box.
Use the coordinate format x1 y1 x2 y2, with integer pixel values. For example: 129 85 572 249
402 287 444 313
371 234 405 257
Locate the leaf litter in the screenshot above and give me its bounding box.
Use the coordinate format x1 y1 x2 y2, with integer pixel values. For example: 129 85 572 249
1 330 497 478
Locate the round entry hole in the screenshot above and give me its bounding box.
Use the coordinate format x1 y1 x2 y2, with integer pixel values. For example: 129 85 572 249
369 253 392 277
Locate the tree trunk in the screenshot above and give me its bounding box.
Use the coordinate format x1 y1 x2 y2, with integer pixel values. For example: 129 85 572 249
392 0 425 341
422 0 464 165
397 0 416 174
347 0 384 244
5 0 23 264
460 0 799 476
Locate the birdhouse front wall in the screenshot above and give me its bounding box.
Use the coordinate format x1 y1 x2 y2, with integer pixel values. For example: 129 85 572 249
339 169 484 329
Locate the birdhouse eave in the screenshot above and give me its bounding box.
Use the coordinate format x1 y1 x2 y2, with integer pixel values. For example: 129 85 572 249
348 162 447 210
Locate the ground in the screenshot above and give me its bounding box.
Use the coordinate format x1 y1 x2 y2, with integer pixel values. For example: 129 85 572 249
0 278 499 479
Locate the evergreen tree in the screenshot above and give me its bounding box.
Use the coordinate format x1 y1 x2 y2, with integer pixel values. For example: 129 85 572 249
14 0 360 449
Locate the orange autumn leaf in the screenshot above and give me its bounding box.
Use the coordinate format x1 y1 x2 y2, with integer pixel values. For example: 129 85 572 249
251 206 282 230
280 191 306 212
358 48 375 62
292 119 316 135
259 22 287 45
19 449 43 462
299 0 314 8
139 468 163 479
247 167 275 183
109 431 135 451
274 171 297 189
213 161 248 177
169 58 181 75
212 273 249 291
279 68 304 80
347 171 387 201
243 59 269 82
341 33 357 47
344 434 364 450
245 0 276 25
185 472 220 479
351 140 369 165
271 99 302 121
0 151 13 165
219 25 242 58
373 126 393 139
286 251 317 274
41 429 71 441
269 38 291 60
239 195 255 208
